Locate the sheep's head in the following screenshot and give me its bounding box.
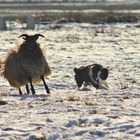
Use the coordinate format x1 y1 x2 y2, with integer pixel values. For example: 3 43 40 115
19 34 45 50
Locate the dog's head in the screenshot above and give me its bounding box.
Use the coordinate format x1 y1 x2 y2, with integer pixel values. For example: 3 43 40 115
92 64 109 89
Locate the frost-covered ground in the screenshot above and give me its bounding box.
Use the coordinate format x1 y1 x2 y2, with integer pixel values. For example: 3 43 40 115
0 23 140 140
0 0 139 2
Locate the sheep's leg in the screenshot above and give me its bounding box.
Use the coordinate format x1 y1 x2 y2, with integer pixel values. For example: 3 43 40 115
26 84 30 94
19 88 22 95
40 75 50 94
28 77 35 95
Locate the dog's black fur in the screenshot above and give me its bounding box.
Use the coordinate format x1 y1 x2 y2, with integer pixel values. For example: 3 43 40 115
74 64 109 89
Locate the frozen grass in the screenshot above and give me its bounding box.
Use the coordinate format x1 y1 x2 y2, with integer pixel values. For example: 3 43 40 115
0 23 140 139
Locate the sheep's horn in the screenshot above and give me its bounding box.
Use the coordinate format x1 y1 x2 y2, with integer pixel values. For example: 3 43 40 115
18 34 29 38
34 34 45 38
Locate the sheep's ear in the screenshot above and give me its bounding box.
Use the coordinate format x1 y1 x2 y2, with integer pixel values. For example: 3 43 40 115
100 68 109 80
18 34 29 40
34 34 45 41
74 68 79 74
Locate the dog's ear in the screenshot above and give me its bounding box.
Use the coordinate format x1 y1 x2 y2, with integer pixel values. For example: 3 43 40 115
100 68 109 80
74 68 79 74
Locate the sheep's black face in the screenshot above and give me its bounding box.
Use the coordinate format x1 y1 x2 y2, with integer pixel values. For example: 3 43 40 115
19 34 45 51
25 38 38 50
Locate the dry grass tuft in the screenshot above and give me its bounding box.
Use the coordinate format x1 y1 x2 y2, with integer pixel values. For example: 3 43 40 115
0 100 8 105
68 95 80 102
123 96 130 99
117 74 129 89
84 100 93 106
89 109 98 114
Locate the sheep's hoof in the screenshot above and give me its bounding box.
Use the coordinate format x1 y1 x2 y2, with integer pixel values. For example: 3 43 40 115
47 90 50 94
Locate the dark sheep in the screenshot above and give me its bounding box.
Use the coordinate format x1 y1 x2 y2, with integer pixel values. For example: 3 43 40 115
2 34 51 95
74 64 109 90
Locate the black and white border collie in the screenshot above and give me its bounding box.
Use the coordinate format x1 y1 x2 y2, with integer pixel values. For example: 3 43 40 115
74 64 109 90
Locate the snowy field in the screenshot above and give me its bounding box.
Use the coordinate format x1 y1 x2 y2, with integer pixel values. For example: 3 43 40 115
0 0 139 2
0 0 138 2
0 23 140 139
